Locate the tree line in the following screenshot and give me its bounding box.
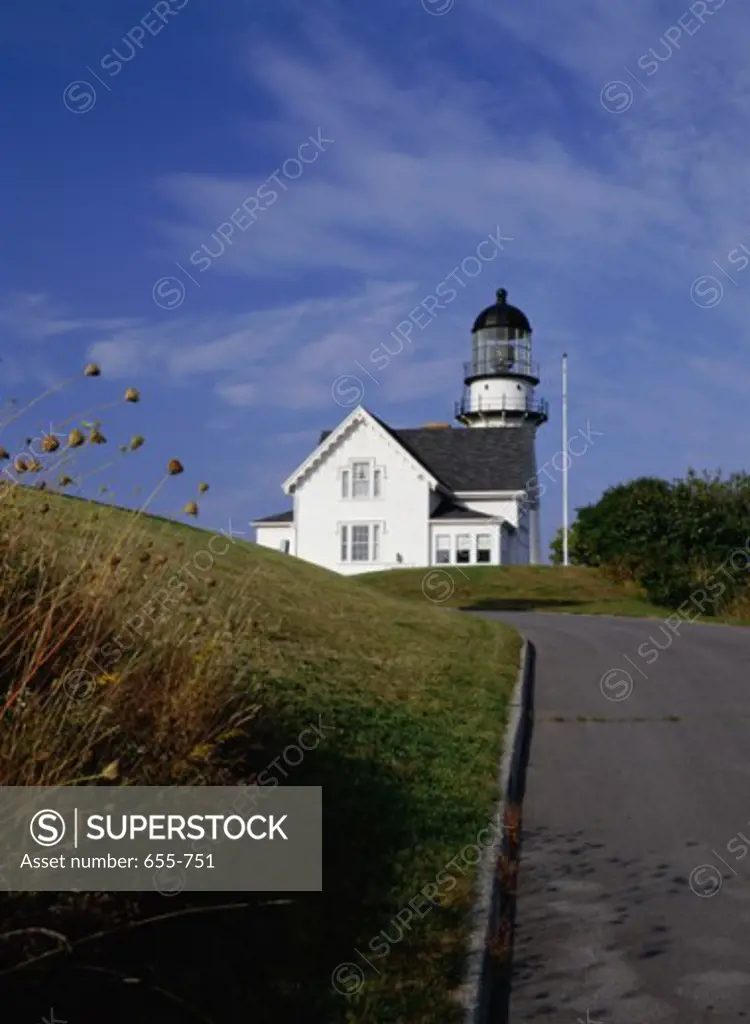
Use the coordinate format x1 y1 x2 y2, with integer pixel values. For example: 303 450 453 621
550 470 750 613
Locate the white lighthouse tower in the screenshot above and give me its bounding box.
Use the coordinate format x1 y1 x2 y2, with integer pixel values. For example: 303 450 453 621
455 287 548 563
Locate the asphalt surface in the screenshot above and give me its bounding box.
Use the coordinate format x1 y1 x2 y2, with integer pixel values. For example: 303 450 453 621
478 611 750 1024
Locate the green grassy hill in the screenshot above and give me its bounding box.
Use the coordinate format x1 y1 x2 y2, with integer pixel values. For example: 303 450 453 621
361 563 672 618
0 486 520 1023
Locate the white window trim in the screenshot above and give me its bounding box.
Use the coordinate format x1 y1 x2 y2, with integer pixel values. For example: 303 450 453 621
341 458 385 500
432 531 498 565
351 461 370 499
435 533 451 564
456 534 472 565
338 521 384 563
476 533 492 563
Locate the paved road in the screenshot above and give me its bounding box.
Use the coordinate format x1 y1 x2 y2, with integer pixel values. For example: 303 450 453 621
479 611 750 1024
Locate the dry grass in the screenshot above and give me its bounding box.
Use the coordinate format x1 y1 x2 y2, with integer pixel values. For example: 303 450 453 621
0 458 520 1021
0 485 260 788
0 357 250 790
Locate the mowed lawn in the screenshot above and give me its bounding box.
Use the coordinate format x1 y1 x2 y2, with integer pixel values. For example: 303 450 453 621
359 563 674 618
0 487 520 1024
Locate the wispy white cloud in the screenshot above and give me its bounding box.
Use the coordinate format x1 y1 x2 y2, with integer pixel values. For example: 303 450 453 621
73 0 750 445
0 292 140 343
143 0 750 379
11 0 750 546
151 19 674 297
88 280 459 412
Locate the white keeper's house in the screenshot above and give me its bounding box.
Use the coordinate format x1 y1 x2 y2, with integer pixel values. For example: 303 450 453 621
253 288 548 574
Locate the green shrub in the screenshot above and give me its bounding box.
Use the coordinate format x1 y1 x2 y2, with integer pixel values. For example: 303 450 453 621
564 470 750 612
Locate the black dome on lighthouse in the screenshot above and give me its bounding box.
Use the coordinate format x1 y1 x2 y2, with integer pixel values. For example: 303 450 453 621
472 288 531 334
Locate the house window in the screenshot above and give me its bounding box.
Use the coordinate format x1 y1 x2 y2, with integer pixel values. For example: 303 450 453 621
477 534 491 563
340 523 381 563
436 535 451 564
351 525 370 560
352 462 370 497
456 534 471 564
343 462 382 499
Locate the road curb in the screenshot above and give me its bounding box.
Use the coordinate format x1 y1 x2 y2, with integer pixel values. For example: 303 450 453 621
459 637 535 1023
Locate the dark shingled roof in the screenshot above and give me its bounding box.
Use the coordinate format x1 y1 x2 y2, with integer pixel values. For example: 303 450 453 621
254 509 294 523
319 416 535 492
430 498 494 520
390 425 534 491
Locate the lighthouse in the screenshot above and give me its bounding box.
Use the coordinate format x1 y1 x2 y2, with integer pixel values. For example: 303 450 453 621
255 286 551 572
455 287 548 563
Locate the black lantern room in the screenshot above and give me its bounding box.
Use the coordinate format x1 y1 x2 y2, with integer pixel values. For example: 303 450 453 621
467 288 538 383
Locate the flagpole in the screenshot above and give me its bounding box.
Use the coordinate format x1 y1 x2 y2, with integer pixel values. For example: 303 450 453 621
562 352 569 567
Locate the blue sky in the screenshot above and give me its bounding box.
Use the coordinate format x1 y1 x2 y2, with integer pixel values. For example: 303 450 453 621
1 0 748 558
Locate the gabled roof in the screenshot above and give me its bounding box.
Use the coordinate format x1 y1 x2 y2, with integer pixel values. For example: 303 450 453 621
319 418 534 492
430 498 494 520
285 406 439 494
253 510 294 524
